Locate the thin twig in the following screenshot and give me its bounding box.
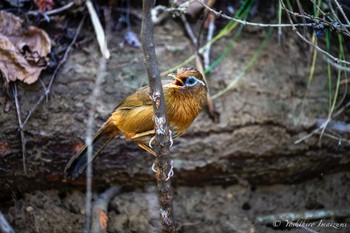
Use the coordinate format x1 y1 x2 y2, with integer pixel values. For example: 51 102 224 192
196 0 315 28
325 58 350 71
86 0 110 59
0 212 15 233
84 57 107 233
307 0 328 17
203 14 215 70
277 0 283 44
315 119 350 133
195 55 219 122
27 2 75 17
281 2 350 36
296 0 308 37
141 1 175 232
294 119 350 145
13 83 27 175
280 1 350 66
328 1 350 36
333 0 350 34
181 15 197 46
196 0 350 40
333 101 350 118
83 3 112 231
294 127 322 145
179 9 219 121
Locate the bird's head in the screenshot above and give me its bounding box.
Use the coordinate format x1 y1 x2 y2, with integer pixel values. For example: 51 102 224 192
167 67 207 92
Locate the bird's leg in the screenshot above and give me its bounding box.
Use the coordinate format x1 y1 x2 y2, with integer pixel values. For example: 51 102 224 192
148 129 174 179
149 136 155 148
136 142 156 156
151 162 157 172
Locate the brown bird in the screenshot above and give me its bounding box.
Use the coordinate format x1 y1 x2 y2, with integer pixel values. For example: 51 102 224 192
64 67 207 178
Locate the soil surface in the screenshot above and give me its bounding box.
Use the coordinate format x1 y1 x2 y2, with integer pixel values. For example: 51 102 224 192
1 8 350 233
3 172 350 233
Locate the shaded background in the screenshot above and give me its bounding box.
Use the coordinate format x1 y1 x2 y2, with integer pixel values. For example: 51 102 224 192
0 0 350 232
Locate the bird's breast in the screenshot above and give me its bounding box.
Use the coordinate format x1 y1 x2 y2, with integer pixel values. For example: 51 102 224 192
164 87 206 137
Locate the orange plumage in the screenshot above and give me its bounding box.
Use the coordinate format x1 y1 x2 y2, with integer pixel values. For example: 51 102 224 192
65 67 207 178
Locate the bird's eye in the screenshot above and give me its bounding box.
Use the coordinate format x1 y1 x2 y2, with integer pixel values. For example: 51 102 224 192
185 77 198 86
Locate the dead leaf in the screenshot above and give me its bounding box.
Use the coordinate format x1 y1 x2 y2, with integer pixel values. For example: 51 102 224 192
0 11 51 87
34 0 55 12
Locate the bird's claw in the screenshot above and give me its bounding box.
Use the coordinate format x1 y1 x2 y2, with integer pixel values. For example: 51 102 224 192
151 160 174 181
166 160 174 181
169 130 173 147
149 130 173 148
151 162 157 173
149 136 155 148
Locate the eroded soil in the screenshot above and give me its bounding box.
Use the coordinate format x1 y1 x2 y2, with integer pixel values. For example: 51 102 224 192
3 172 349 233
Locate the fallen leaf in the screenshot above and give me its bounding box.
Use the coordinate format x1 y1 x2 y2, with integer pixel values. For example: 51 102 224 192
0 11 51 87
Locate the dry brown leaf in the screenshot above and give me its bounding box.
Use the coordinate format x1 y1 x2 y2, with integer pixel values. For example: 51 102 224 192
0 11 51 86
0 34 45 85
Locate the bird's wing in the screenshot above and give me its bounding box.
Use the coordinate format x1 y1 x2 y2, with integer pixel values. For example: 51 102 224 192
110 86 155 138
114 86 152 111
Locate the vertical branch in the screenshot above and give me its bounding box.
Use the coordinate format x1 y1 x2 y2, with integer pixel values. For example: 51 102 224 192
84 57 107 233
141 1 175 233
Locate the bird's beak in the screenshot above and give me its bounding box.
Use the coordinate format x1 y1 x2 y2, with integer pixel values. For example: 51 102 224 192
168 73 184 88
167 83 180 89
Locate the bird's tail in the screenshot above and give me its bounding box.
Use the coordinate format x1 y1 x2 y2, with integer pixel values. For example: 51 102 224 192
64 121 119 179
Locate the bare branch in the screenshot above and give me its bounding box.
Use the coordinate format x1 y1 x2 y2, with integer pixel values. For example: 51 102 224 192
84 57 107 233
196 0 315 28
27 1 75 17
334 0 350 33
0 212 15 233
280 1 350 66
203 14 215 70
141 1 175 232
181 15 197 46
